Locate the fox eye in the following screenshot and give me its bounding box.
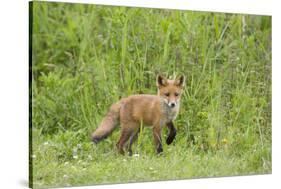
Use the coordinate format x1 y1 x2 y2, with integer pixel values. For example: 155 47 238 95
175 92 179 96
164 93 170 97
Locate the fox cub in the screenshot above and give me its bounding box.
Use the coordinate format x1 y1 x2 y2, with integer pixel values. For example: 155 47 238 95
91 74 185 155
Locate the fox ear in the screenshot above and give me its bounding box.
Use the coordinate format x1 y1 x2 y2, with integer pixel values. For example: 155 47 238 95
175 75 185 87
156 74 167 88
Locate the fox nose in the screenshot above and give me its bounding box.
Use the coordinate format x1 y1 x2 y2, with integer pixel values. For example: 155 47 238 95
170 102 176 108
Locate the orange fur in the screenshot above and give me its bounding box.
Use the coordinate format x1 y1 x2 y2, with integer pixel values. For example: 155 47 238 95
91 75 185 155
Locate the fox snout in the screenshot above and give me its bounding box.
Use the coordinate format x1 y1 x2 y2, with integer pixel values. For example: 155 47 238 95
167 101 177 108
162 98 178 108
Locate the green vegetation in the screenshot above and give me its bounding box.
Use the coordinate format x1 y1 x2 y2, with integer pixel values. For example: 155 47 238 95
30 2 271 188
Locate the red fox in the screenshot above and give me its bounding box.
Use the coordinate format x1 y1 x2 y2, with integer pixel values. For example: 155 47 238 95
91 74 185 155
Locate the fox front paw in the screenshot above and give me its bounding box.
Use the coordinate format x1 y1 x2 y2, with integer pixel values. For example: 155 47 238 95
166 136 174 145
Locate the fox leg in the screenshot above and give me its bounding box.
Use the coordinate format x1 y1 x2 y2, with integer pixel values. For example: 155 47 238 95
116 121 138 155
153 125 163 154
116 128 132 155
128 128 140 156
166 121 177 145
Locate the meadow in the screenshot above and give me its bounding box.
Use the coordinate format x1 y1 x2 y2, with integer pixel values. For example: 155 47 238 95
30 2 272 188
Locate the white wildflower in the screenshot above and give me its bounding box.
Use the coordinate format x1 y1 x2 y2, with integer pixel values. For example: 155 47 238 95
63 175 68 179
133 153 140 157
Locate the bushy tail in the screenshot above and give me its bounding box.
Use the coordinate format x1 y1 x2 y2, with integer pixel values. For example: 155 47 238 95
91 101 121 144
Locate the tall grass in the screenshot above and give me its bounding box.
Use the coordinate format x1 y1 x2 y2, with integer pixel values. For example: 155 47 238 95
30 2 271 188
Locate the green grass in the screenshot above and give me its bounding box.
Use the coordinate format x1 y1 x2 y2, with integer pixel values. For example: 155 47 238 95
30 1 271 188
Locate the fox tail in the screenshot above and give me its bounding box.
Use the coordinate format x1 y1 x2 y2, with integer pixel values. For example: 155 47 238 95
91 101 121 144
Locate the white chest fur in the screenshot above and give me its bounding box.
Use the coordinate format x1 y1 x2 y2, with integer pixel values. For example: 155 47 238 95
159 103 180 127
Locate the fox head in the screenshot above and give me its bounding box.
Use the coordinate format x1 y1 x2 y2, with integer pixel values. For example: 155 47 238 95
156 74 185 108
